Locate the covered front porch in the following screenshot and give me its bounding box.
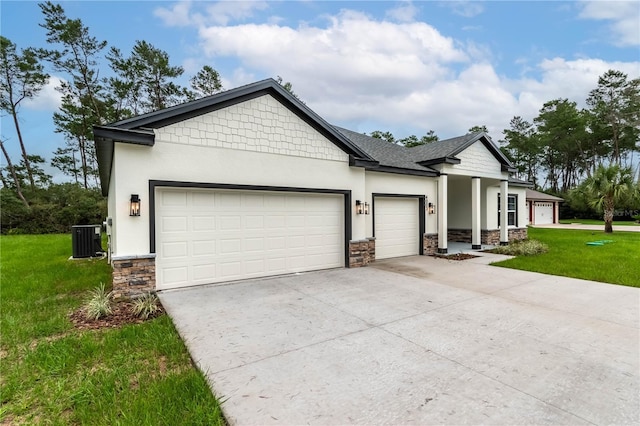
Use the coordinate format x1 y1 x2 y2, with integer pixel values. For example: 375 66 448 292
434 174 529 254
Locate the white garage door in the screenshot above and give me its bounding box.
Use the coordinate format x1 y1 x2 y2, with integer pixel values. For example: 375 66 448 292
156 188 344 290
534 202 554 225
375 197 419 259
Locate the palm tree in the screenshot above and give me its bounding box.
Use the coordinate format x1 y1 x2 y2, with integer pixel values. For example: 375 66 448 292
578 165 637 233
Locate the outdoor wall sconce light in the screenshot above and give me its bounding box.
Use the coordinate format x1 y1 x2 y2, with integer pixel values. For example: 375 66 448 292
129 194 141 216
428 202 435 214
356 200 370 215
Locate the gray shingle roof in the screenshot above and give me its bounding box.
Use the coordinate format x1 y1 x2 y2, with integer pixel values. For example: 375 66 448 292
333 127 514 173
408 133 481 160
333 126 437 173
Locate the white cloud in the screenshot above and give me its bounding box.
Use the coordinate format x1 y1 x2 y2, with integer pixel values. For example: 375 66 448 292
204 1 269 26
22 76 64 112
443 1 485 18
154 0 194 27
385 1 419 23
187 6 638 141
154 0 268 27
578 1 640 46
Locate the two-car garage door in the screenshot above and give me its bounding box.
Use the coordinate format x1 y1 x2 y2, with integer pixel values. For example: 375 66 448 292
156 188 344 290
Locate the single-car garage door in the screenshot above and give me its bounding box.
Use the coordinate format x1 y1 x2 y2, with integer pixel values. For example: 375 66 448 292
156 188 344 290
374 197 419 259
534 202 554 225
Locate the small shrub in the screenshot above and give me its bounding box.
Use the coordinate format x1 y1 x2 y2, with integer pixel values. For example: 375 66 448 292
84 283 113 320
131 292 161 320
492 239 548 256
633 214 640 223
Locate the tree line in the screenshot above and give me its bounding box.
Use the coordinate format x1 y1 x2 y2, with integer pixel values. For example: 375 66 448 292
501 70 639 193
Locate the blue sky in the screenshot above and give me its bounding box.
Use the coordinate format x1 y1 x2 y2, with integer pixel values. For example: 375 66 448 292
1 1 639 181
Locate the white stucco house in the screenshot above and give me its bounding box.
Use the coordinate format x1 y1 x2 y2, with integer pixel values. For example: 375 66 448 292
93 78 530 296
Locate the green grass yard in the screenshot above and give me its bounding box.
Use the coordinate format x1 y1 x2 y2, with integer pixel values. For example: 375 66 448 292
493 227 640 287
0 234 225 425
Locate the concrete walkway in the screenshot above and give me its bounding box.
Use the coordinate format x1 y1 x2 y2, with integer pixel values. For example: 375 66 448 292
160 255 639 425
531 223 640 232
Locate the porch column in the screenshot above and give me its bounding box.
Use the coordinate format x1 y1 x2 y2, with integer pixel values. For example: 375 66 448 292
471 177 481 249
500 179 509 245
437 174 448 253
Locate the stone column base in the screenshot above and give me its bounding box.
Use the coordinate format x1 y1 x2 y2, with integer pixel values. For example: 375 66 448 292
423 234 438 255
349 238 375 267
112 254 156 298
509 227 528 241
482 228 528 245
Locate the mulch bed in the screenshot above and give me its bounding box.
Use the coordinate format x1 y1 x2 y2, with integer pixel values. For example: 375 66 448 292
69 300 165 331
433 253 479 261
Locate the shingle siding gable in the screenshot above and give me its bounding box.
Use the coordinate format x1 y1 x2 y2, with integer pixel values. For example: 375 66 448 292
156 95 348 162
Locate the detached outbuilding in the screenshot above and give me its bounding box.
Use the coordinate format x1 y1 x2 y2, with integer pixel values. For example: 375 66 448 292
526 189 563 225
93 78 530 296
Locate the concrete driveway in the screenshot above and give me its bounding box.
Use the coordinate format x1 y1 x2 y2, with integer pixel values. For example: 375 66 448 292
159 254 639 425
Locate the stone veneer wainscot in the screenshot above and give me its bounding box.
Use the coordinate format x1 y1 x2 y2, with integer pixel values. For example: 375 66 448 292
349 238 376 267
112 255 155 298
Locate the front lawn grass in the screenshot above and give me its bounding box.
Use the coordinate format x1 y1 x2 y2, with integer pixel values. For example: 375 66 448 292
0 234 225 425
492 227 640 287
559 218 639 226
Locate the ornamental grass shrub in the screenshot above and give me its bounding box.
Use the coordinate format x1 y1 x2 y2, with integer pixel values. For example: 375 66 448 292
83 283 113 320
131 292 161 320
492 239 548 256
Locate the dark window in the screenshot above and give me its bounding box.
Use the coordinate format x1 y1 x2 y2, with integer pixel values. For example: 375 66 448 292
498 194 517 226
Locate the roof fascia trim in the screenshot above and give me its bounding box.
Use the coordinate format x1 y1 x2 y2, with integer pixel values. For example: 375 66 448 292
418 156 461 166
94 126 155 146
349 156 379 168
508 179 534 188
364 164 439 177
95 138 113 196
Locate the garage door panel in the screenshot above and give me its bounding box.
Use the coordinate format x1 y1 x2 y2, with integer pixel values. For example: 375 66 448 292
193 264 216 281
161 191 187 207
192 216 215 231
266 215 286 229
245 215 264 229
161 216 188 232
162 266 188 285
288 235 305 248
162 241 188 258
218 193 241 209
220 238 242 254
244 237 265 252
156 189 344 289
375 198 419 259
244 259 265 275
242 193 265 208
192 240 215 256
192 192 216 207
